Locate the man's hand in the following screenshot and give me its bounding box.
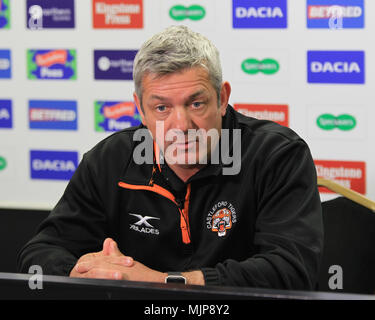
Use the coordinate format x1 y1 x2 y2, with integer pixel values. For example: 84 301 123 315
69 238 134 280
69 238 166 282
70 237 205 285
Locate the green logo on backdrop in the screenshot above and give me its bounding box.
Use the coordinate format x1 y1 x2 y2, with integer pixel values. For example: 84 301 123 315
241 58 279 75
317 114 356 131
0 156 7 171
169 5 206 21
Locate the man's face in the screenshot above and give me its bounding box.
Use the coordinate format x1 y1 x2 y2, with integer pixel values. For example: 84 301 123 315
134 67 230 169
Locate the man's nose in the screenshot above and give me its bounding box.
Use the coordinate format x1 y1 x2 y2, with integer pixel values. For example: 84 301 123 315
172 107 192 132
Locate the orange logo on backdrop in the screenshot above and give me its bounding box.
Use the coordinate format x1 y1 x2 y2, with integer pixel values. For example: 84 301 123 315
93 0 143 29
234 104 289 127
315 160 366 194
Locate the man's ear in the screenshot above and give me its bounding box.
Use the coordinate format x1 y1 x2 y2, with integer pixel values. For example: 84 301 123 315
133 92 146 125
219 81 231 116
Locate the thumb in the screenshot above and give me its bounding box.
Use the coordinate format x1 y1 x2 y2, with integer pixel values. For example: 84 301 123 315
108 238 123 256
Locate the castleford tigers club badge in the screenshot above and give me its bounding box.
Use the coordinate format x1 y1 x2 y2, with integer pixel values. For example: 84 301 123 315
206 201 237 237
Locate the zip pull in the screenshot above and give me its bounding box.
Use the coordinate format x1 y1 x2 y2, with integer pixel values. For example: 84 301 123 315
176 198 184 209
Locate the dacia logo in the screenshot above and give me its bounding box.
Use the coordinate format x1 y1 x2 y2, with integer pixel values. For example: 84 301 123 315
30 150 78 180
307 51 365 84
0 100 12 128
233 0 287 28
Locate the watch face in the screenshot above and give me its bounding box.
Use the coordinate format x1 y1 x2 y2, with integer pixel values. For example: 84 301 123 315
166 275 186 284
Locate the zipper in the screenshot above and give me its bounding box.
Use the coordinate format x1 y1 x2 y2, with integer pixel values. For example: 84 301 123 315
118 181 191 244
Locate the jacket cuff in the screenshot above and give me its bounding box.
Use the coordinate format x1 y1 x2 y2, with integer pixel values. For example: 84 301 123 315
201 267 221 286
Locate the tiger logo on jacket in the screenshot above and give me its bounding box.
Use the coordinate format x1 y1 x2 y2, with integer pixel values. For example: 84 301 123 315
211 208 232 237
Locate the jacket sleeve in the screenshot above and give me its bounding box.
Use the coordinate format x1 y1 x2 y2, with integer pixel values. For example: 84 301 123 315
201 139 324 290
17 154 108 276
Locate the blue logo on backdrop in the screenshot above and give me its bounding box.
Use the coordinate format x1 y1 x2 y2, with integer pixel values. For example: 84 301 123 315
307 51 365 84
29 100 78 130
0 49 11 78
26 0 75 29
232 0 287 28
0 99 12 128
307 0 364 29
94 50 137 80
30 150 78 180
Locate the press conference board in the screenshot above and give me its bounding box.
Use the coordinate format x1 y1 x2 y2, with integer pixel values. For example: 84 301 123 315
0 0 374 209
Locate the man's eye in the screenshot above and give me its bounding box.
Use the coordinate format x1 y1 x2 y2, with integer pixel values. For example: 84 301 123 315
192 102 203 108
156 105 166 112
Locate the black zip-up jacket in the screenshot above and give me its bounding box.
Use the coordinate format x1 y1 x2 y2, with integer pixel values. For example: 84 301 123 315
18 105 324 289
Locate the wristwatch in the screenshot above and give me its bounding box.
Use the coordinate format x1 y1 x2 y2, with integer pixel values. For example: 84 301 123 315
165 272 187 284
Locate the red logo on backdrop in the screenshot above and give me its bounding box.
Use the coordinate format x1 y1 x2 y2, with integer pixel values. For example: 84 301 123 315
93 0 143 29
233 104 289 127
315 160 366 194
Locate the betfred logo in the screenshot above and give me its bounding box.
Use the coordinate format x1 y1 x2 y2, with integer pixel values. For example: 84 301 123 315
307 51 365 84
233 0 287 28
93 0 143 28
29 100 78 130
95 101 141 131
307 0 364 29
27 49 77 80
234 104 289 127
30 150 78 180
94 50 137 80
315 160 366 194
0 99 12 128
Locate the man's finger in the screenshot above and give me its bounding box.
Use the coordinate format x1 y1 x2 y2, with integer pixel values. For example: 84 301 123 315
74 256 133 273
102 237 114 256
108 239 123 256
78 268 123 280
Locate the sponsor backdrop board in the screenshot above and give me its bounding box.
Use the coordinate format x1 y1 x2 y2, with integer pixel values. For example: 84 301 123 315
0 0 374 209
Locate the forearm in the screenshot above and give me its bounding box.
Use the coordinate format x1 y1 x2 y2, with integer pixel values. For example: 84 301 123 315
18 242 77 276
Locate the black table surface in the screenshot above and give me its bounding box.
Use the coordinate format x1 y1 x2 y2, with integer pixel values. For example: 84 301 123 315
0 272 374 300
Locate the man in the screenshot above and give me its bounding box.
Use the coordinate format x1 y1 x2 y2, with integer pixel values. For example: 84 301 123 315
18 26 323 289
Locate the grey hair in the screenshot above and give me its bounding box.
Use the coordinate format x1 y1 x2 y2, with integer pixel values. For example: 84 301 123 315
133 25 222 108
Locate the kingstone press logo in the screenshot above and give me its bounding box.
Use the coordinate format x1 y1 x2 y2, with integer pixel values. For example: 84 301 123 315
233 0 287 28
241 58 279 75
26 0 75 29
169 4 206 21
30 150 78 180
0 0 10 29
29 100 78 130
307 51 365 84
315 160 366 194
93 0 143 28
0 99 12 128
234 104 289 127
94 50 137 80
307 0 364 29
0 49 11 78
317 113 356 131
95 101 141 132
27 49 77 80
